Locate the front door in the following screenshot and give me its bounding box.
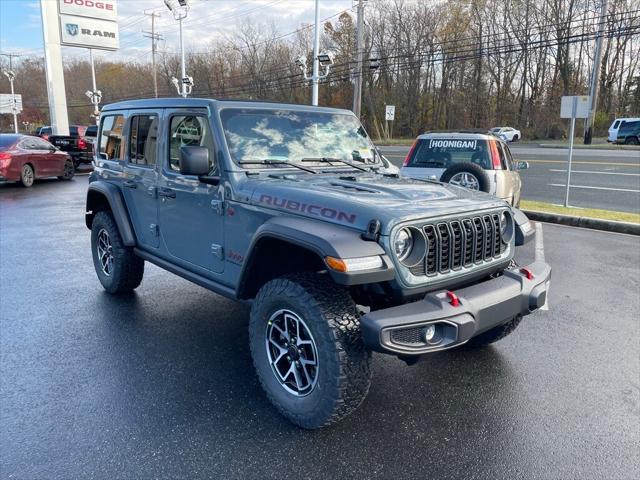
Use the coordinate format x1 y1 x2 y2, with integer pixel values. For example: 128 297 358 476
121 111 161 249
157 110 225 275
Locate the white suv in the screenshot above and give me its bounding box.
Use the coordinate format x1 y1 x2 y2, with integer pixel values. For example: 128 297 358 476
608 118 640 143
401 132 528 206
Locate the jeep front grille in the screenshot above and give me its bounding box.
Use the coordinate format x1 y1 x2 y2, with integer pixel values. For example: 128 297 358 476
408 212 506 277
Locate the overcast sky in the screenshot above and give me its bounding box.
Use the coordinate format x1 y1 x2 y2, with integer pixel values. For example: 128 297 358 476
0 0 355 63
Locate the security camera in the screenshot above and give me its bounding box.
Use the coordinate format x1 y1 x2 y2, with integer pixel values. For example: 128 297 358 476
317 52 334 67
295 56 307 68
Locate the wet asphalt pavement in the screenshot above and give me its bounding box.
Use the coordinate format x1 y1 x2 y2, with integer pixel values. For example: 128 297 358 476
1 177 639 479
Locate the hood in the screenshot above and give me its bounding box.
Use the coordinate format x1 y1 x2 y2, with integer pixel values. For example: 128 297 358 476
241 172 507 235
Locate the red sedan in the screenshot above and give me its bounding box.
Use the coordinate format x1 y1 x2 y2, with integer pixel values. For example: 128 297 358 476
0 134 74 187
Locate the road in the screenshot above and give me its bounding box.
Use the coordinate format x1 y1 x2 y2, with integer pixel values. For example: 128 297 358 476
1 179 639 479
379 144 640 213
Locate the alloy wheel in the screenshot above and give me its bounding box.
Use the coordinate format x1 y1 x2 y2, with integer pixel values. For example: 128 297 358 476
21 165 34 187
265 309 319 396
96 228 114 276
449 172 480 190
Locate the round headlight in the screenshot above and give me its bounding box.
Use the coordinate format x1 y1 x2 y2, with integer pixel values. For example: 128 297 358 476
500 211 513 243
394 228 413 261
500 212 508 236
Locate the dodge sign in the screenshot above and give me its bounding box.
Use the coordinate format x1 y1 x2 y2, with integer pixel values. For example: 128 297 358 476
59 14 119 50
58 0 117 21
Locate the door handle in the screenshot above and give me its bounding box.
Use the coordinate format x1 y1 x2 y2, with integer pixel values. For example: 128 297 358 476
158 187 176 198
123 180 137 188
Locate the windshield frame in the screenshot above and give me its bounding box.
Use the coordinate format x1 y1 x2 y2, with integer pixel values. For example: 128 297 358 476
217 106 381 173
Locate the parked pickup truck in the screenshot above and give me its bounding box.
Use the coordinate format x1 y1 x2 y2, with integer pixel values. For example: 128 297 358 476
48 125 93 168
86 98 551 429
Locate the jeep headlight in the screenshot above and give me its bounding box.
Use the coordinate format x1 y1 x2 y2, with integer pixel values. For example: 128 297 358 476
500 211 514 243
394 228 413 261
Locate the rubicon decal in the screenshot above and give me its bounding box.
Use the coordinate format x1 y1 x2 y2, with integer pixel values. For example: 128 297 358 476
259 195 357 224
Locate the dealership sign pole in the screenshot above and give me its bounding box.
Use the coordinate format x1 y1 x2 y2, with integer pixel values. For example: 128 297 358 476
41 0 70 136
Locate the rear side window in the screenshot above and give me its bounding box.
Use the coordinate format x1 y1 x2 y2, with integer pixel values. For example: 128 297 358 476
612 120 620 129
406 138 491 170
128 115 158 167
168 115 216 173
98 115 125 160
619 121 639 133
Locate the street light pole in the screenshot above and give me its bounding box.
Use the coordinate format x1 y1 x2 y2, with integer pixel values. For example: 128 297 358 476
352 0 365 118
584 0 609 144
179 14 187 97
88 49 100 124
311 0 320 106
3 70 18 134
165 0 191 97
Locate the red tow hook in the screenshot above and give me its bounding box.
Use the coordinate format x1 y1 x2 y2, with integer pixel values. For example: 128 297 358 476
446 291 460 307
520 267 534 280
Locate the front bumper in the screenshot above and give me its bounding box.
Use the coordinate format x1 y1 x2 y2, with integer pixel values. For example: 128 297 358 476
361 261 551 355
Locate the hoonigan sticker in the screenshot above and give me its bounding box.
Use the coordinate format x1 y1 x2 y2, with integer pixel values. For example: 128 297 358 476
429 139 477 149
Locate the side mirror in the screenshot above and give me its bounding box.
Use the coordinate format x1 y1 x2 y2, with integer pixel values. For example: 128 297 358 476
516 161 529 170
179 146 210 176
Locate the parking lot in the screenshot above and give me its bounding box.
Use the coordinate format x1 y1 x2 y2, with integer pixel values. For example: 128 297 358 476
1 178 639 479
380 144 640 213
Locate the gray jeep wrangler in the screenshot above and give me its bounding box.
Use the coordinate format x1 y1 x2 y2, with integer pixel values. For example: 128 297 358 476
86 98 551 429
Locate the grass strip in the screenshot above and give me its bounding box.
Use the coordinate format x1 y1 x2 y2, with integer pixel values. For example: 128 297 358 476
520 200 640 224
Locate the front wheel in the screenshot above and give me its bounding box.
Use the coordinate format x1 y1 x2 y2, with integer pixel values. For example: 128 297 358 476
91 211 144 294
512 134 520 142
249 273 372 429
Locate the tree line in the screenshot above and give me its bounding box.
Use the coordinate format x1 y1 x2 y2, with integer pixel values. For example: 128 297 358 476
1 0 639 139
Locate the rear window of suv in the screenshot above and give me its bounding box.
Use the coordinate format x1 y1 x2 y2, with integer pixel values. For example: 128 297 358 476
619 121 639 133
406 138 491 170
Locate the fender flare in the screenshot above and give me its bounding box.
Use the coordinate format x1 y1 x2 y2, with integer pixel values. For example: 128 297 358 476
237 216 394 296
85 181 137 247
512 207 534 246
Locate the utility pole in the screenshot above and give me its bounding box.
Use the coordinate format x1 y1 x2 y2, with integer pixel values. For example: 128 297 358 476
311 0 321 105
165 0 192 97
352 0 365 118
1 53 21 133
0 53 20 71
584 0 609 144
144 11 163 98
85 49 102 125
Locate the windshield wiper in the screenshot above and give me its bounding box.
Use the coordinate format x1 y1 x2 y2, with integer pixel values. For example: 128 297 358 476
239 158 317 174
300 157 372 172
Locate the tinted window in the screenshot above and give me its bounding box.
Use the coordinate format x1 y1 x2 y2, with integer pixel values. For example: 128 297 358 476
612 120 620 129
32 137 54 150
168 115 216 173
0 136 19 148
38 127 52 135
19 137 39 150
128 115 158 167
85 125 98 137
406 138 491 170
619 121 639 133
98 115 125 160
70 126 78 136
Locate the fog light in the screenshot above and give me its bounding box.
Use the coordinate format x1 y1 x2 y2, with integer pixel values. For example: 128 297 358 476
424 324 436 342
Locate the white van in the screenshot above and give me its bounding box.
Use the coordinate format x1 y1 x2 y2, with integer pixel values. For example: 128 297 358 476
608 118 640 142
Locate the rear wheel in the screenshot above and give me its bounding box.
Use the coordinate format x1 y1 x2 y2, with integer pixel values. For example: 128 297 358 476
19 164 34 187
624 136 639 145
249 273 372 429
512 134 519 142
441 162 491 193
58 159 75 181
91 211 144 294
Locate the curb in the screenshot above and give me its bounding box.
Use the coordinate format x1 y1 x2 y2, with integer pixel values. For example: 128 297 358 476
523 210 640 235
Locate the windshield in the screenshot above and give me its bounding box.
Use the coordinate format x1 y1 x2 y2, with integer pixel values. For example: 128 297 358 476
220 108 379 169
406 138 491 170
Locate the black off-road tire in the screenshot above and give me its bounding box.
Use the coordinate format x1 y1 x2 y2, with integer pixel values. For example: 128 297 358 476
624 136 639 145
465 315 523 348
440 162 491 193
58 159 75 181
512 134 520 142
19 163 35 187
91 211 144 294
249 273 372 429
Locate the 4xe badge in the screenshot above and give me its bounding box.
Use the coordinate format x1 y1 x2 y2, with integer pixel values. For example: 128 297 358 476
65 23 79 36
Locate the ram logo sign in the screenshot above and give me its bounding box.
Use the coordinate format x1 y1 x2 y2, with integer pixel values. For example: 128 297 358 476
59 14 119 50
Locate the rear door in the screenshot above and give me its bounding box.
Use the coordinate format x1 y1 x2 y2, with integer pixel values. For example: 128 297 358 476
21 136 52 176
122 110 161 249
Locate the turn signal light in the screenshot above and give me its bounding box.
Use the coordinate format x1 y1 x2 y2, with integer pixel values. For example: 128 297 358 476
520 267 534 280
446 291 460 307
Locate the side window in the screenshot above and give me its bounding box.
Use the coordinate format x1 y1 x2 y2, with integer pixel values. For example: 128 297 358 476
128 115 158 167
168 115 216 173
612 120 620 129
20 137 38 150
98 115 125 160
502 144 515 170
33 138 53 150
496 142 509 170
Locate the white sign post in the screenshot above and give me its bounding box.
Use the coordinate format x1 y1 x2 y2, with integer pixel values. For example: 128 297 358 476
385 105 395 140
560 95 590 207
